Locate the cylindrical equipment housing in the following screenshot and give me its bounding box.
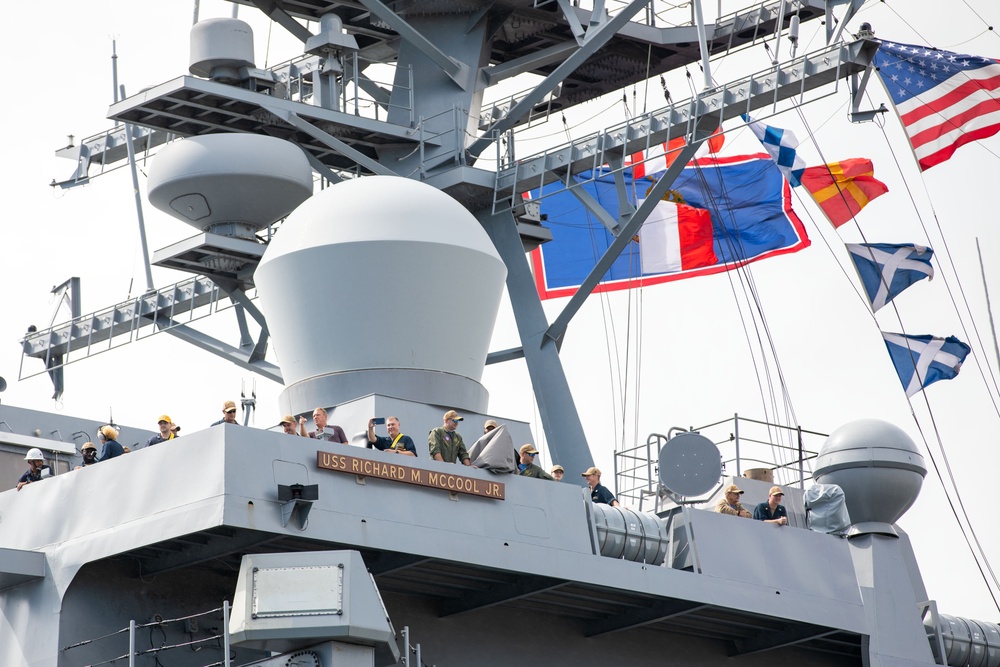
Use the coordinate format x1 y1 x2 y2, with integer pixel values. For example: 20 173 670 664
591 504 669 566
927 614 1000 667
190 18 255 82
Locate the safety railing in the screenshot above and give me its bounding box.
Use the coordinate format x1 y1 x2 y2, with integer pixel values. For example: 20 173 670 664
615 414 828 510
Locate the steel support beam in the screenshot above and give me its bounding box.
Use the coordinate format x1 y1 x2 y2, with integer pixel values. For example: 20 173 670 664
265 106 399 176
730 621 840 656
366 553 434 576
485 347 525 365
545 139 702 343
356 0 469 88
585 599 707 636
160 320 282 383
477 207 593 476
482 42 577 86
245 0 314 43
567 177 623 235
439 575 567 617
467 0 652 159
134 529 282 577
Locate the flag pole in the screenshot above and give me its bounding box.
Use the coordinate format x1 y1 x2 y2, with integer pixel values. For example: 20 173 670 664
975 237 1000 375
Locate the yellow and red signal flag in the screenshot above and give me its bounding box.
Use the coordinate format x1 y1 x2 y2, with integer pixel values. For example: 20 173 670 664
799 158 889 228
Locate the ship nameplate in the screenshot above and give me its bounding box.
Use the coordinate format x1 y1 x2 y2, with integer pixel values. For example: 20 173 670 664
317 451 506 500
251 565 344 618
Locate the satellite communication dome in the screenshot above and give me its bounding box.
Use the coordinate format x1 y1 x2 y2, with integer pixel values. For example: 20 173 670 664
147 134 313 239
189 18 255 82
254 175 507 415
814 419 926 533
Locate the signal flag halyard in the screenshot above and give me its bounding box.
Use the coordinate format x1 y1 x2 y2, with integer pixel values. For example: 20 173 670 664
874 40 1000 171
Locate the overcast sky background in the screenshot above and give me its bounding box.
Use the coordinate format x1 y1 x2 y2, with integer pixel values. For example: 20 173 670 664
2 0 999 620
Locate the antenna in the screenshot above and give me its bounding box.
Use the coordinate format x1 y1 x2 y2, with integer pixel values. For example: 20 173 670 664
241 379 257 426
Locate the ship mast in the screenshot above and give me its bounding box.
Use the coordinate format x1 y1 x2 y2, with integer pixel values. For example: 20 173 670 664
29 0 874 477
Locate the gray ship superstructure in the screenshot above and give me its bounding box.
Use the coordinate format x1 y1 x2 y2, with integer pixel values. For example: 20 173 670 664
2 1 999 665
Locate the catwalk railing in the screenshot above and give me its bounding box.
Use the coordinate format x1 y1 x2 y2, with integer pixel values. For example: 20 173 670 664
615 414 827 511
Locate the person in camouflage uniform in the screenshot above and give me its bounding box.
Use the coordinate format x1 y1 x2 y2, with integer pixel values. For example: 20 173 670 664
517 444 554 480
428 410 471 465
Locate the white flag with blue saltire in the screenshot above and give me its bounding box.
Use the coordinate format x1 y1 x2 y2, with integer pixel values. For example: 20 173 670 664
847 243 934 312
882 332 971 397
742 114 805 186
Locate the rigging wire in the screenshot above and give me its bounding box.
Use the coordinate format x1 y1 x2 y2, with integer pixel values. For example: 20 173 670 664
957 0 997 42
878 0 998 50
788 71 1000 611
624 176 646 455
696 123 805 455
861 86 1000 409
868 125 1000 611
683 155 801 471
642 44 654 114
565 106 630 447
908 397 1000 612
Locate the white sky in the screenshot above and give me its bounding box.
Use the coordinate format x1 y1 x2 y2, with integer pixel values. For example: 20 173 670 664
2 0 999 620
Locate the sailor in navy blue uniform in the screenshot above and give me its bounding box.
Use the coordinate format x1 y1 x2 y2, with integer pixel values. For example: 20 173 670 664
96 425 125 462
582 466 619 507
367 416 417 456
752 486 789 525
16 448 53 491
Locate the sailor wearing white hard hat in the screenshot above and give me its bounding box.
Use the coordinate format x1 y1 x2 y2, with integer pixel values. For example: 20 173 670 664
16 448 53 491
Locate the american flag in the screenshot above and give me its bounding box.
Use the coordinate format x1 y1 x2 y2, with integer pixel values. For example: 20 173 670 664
874 40 1000 171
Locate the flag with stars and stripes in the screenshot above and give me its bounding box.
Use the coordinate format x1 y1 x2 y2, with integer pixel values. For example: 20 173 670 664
847 243 934 312
882 332 971 397
742 114 806 186
874 40 1000 171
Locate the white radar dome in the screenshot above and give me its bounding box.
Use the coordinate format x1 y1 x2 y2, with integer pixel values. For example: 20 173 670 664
147 134 313 239
254 176 507 415
190 18 255 82
814 419 926 535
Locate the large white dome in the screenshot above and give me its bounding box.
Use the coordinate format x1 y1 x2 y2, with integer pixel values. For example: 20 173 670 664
147 134 313 234
255 175 507 414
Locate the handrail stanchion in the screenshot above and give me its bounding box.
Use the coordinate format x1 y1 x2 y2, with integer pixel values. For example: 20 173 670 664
223 600 231 667
733 413 741 478
797 425 804 489
128 619 136 667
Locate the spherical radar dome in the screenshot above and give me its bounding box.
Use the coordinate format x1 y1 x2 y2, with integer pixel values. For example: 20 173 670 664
254 175 507 414
814 419 926 527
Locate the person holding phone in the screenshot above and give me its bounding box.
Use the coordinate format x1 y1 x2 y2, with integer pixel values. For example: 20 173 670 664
367 416 417 456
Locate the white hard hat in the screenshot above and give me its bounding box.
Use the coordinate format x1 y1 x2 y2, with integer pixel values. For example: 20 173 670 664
24 448 44 461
